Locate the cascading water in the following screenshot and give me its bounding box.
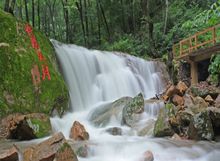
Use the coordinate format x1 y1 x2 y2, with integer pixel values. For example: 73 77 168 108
50 40 220 161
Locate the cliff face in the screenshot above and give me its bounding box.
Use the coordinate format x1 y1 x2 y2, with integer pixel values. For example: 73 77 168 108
0 10 69 118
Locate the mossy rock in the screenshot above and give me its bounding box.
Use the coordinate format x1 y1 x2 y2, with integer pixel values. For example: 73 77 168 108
154 107 174 137
0 11 68 118
188 111 214 141
26 113 52 138
122 93 144 127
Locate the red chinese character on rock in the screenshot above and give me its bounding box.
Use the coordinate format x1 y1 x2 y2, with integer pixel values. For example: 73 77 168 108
31 65 41 86
37 50 45 61
25 24 33 36
42 65 51 80
31 35 39 50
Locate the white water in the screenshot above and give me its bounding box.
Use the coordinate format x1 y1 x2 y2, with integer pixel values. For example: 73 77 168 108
50 40 220 161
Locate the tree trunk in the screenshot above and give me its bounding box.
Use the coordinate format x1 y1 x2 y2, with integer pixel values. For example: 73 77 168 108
32 0 35 27
19 0 23 20
120 0 126 33
163 0 169 35
37 0 40 30
84 0 89 46
46 0 57 38
99 1 110 41
76 0 87 45
9 0 16 15
96 0 101 45
24 0 29 22
4 0 10 12
61 0 70 42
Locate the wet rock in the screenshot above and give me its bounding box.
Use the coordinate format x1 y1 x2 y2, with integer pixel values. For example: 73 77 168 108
105 127 122 136
0 145 19 161
184 94 194 108
142 150 154 161
176 81 188 95
25 113 52 138
76 145 88 158
188 111 214 141
154 108 174 137
137 119 155 136
172 94 184 106
176 109 193 127
55 143 78 161
89 97 132 127
70 121 89 141
171 133 182 141
190 97 208 114
23 132 78 161
0 114 35 140
205 95 214 105
122 93 144 127
208 107 220 136
165 85 178 99
188 82 220 98
215 94 220 108
0 113 52 140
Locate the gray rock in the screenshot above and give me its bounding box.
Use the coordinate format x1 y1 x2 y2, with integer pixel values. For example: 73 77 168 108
89 97 132 127
105 127 122 136
208 107 220 135
122 93 144 127
188 111 214 141
154 108 174 137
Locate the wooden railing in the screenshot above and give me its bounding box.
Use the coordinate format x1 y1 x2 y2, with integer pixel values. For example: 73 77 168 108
173 24 220 58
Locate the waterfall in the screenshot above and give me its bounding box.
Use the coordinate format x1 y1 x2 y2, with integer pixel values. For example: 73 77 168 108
50 40 220 161
52 40 164 112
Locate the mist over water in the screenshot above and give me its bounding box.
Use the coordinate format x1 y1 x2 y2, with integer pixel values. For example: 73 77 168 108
51 40 220 161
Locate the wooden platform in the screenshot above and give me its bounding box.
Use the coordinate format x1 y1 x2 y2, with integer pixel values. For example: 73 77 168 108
172 24 220 85
177 43 220 62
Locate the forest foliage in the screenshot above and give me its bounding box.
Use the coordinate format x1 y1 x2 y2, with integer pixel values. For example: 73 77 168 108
1 0 220 83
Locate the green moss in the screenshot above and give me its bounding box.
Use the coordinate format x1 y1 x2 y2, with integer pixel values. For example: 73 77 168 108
27 117 51 138
58 142 71 152
0 10 69 118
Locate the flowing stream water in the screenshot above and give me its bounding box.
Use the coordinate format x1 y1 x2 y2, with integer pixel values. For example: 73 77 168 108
50 40 220 161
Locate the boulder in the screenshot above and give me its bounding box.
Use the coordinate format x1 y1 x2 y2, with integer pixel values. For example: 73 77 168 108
172 94 184 106
0 113 52 140
154 108 174 137
69 121 89 141
23 132 78 161
0 145 19 161
184 94 194 108
142 150 154 161
105 127 122 136
176 109 193 127
0 11 69 118
137 119 155 136
122 93 144 127
208 107 220 136
171 133 182 141
188 82 220 98
176 81 188 95
190 97 208 114
215 94 220 108
188 111 214 141
89 97 132 127
205 95 214 105
165 85 178 98
75 145 88 158
55 143 78 161
0 114 35 140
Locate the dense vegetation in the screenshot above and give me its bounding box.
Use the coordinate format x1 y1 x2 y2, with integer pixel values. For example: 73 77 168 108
1 0 220 83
